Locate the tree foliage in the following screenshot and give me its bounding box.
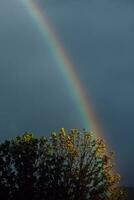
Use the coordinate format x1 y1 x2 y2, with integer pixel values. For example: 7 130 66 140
0 128 126 200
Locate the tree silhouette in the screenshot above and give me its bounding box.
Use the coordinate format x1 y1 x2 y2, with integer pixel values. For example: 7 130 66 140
0 129 126 200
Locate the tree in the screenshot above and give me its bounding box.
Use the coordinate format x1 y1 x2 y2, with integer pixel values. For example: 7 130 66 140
0 128 126 200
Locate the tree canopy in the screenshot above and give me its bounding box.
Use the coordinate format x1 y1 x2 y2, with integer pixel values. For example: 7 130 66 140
0 128 126 200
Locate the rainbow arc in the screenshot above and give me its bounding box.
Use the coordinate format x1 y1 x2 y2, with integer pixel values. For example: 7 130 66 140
22 0 103 137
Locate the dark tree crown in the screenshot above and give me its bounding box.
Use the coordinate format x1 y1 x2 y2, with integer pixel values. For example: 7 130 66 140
0 129 126 200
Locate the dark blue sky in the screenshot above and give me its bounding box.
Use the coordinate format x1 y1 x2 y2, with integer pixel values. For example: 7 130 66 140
0 0 134 186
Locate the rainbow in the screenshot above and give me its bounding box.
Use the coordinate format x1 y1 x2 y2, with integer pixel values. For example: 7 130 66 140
21 0 103 137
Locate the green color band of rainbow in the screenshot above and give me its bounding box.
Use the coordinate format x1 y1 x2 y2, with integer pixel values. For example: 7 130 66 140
22 0 103 137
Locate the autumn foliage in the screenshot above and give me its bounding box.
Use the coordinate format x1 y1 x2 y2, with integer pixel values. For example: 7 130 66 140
0 129 125 200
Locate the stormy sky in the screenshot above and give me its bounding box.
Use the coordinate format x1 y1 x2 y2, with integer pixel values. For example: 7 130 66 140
0 0 134 186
